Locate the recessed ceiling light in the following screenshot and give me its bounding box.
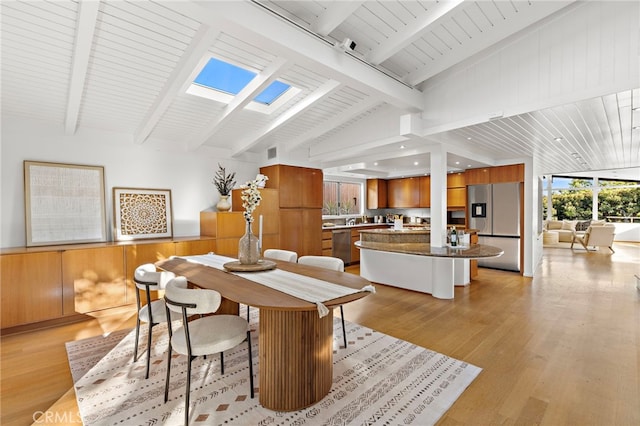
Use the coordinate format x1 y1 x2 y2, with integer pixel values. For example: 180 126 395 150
467 164 472 167
467 137 472 140
633 125 640 130
455 161 460 165
554 137 563 142
414 161 419 166
400 145 405 149
374 162 378 166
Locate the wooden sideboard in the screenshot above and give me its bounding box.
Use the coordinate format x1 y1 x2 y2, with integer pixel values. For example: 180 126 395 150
0 237 215 332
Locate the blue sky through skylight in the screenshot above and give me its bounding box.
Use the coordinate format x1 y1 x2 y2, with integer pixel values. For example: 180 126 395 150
194 58 290 105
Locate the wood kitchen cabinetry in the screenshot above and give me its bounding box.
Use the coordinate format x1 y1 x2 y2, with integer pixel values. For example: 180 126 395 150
447 172 466 210
1 237 216 332
419 176 431 207
322 230 333 256
366 179 387 209
260 164 322 256
466 164 524 184
387 177 420 208
350 229 360 263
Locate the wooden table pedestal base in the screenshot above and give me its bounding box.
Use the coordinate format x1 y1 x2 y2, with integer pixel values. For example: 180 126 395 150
259 309 334 411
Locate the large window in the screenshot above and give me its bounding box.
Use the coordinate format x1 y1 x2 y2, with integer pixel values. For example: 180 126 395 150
543 176 639 221
323 181 363 216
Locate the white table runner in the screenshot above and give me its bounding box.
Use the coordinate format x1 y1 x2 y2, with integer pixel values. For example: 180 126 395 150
175 254 375 317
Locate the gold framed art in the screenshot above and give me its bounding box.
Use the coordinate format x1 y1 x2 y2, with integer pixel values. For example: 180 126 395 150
24 161 107 247
113 187 173 241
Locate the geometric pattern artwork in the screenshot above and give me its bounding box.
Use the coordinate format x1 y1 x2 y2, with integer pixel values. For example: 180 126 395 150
67 308 482 426
113 188 172 241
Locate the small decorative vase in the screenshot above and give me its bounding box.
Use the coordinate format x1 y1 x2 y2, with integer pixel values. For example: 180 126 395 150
216 195 231 212
238 222 260 264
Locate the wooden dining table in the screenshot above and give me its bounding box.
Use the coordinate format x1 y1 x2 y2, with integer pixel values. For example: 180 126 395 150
155 256 373 412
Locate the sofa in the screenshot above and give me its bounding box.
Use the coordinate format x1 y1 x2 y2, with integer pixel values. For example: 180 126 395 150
543 219 608 243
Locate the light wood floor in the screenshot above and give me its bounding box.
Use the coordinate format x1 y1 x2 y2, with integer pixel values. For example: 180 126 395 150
2 243 639 425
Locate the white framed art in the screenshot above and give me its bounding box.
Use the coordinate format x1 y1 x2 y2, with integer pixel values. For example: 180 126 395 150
24 161 107 247
113 187 173 241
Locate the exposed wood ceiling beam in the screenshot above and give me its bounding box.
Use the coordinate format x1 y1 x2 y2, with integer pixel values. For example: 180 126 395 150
64 0 100 135
366 0 464 66
134 25 221 144
231 79 342 157
186 57 290 151
311 1 364 37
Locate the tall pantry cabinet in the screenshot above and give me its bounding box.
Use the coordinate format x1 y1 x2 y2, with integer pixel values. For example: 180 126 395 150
260 164 323 256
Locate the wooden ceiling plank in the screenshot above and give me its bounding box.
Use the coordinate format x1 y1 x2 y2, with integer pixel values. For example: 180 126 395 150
134 24 222 144
312 1 364 36
366 0 463 65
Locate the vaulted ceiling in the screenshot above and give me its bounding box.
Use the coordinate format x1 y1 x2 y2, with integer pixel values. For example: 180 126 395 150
2 0 638 180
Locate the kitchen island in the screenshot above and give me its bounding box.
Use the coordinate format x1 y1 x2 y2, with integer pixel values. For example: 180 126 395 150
355 228 502 299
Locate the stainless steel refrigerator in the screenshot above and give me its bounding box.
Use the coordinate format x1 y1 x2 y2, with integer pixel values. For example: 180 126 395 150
467 182 520 272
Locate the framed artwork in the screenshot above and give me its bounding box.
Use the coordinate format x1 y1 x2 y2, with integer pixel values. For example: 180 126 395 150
24 161 107 247
113 187 173 241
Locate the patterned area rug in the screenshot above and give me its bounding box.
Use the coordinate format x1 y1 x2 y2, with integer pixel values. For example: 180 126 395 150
66 308 481 425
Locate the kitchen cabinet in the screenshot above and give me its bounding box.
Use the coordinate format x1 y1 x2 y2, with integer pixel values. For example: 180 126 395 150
260 165 323 208
350 229 360 263
466 164 524 184
259 165 323 256
387 177 420 208
1 251 63 328
447 172 466 188
491 164 524 183
279 209 322 256
322 230 333 256
366 179 387 209
447 172 466 210
419 176 431 207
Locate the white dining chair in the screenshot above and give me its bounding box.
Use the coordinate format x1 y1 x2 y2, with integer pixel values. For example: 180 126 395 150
297 255 348 348
164 276 254 425
133 264 176 379
263 249 298 263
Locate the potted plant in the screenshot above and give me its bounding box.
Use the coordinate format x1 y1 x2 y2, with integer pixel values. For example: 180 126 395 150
213 163 236 211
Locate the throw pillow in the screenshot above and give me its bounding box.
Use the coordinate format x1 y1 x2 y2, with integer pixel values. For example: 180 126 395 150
575 220 591 232
590 219 607 226
547 220 562 230
561 220 577 231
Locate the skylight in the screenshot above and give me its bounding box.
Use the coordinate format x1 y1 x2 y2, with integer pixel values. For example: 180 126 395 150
191 57 291 107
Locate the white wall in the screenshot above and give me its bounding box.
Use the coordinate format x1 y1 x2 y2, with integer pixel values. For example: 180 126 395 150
1 116 259 248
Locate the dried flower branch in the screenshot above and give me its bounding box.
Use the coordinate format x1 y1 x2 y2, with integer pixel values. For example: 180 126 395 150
213 163 236 196
241 174 269 223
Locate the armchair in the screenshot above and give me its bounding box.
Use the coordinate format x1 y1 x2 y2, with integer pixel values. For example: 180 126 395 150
571 224 615 253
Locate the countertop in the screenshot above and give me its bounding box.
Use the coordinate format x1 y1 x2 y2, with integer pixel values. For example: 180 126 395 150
322 223 429 230
354 241 503 259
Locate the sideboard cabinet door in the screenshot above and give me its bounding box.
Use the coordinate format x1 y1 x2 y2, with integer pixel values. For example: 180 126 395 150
62 246 126 314
1 252 62 327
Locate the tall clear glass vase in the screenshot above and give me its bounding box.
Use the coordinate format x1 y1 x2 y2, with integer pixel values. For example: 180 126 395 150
238 221 259 264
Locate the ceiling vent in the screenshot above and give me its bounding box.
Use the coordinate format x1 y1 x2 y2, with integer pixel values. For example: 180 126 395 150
267 147 277 160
